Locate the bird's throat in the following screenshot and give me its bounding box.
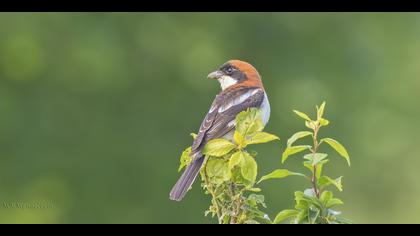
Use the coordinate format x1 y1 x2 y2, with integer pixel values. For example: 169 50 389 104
218 75 238 91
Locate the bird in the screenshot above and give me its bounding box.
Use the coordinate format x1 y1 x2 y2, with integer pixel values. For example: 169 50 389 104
170 59 270 201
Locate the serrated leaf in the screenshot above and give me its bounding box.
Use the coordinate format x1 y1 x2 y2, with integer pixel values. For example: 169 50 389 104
258 169 306 183
178 146 192 172
233 131 245 147
304 153 328 165
228 151 244 170
246 132 280 145
287 131 312 147
205 158 231 184
293 110 312 121
319 176 343 192
321 138 351 166
240 151 258 183
202 139 236 157
273 210 299 224
236 108 264 138
281 145 311 163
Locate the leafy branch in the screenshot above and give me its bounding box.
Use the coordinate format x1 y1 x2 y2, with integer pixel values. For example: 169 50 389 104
178 108 279 224
176 102 353 224
259 102 352 224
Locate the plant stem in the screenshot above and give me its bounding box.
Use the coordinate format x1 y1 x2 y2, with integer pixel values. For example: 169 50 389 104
229 183 242 224
203 158 223 223
311 125 320 198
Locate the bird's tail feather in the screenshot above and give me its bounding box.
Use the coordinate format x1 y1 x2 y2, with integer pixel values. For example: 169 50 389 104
170 155 204 201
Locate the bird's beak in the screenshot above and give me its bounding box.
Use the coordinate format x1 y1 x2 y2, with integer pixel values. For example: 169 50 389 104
207 70 223 80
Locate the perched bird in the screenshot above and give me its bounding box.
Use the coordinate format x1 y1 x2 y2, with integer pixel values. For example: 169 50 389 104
170 60 270 201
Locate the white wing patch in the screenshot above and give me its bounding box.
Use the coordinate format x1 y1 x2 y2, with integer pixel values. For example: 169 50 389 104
218 89 261 113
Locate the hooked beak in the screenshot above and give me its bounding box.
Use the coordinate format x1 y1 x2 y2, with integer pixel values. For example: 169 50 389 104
207 70 224 80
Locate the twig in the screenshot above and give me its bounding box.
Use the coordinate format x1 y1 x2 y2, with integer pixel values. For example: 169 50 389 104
311 125 320 198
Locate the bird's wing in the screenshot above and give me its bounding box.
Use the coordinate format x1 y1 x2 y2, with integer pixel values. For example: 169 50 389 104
191 87 265 155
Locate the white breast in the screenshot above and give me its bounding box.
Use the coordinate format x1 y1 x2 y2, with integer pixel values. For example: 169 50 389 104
260 92 271 126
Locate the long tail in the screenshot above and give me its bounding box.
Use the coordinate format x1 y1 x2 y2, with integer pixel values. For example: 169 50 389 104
170 155 205 201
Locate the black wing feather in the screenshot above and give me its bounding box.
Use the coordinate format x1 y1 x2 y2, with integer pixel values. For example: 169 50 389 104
191 87 264 156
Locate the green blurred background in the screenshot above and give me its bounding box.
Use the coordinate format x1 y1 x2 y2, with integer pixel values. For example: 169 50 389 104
0 13 419 224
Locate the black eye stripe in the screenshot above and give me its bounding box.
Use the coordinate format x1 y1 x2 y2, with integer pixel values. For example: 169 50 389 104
221 65 236 74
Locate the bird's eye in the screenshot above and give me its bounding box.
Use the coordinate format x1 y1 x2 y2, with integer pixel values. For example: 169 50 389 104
226 67 234 74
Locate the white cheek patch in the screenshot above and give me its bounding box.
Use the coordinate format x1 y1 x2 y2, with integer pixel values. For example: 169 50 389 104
218 75 237 90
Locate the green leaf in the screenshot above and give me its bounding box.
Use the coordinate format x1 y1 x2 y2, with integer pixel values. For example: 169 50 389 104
236 108 264 138
246 132 280 145
248 188 262 192
178 146 192 172
305 120 316 130
320 191 333 206
273 210 299 224
190 133 197 140
228 151 244 170
281 145 311 163
205 158 231 184
248 194 266 208
294 191 309 210
293 110 312 121
233 131 245 147
287 131 312 147
317 101 326 119
258 169 306 183
302 189 322 209
295 209 309 224
319 176 343 192
319 118 330 126
304 153 328 165
321 138 351 166
304 159 329 179
326 198 344 208
231 166 249 185
294 191 304 202
240 151 258 183
202 139 236 157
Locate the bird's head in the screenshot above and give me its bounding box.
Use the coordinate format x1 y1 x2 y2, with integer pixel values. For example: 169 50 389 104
207 60 264 91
